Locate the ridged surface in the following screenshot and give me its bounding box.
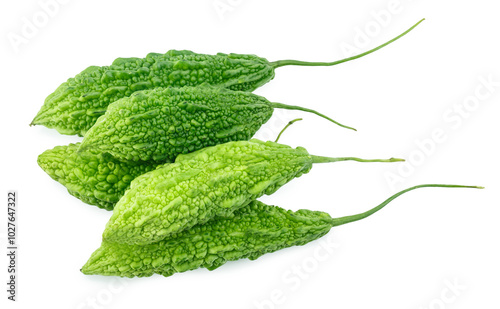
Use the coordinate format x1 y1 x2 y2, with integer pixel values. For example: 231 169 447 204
31 50 275 136
79 85 274 162
82 201 333 278
37 143 163 210
103 140 313 245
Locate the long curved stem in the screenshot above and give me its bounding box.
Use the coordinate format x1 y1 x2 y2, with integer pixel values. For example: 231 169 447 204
270 102 356 131
330 184 484 227
275 118 303 142
311 156 404 164
271 18 425 69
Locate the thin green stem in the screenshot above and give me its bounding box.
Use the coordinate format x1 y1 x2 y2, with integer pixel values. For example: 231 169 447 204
330 184 484 227
271 18 425 69
311 156 404 164
270 102 356 131
275 118 303 142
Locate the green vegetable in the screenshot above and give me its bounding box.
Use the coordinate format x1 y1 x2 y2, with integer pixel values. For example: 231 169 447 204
79 85 353 162
102 139 403 245
37 143 162 210
30 19 424 136
82 184 481 278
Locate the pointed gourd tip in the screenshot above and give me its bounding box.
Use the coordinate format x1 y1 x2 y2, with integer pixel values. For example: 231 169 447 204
30 117 39 126
30 112 43 125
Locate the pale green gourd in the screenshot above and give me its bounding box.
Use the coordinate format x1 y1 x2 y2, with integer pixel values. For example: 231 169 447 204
31 20 424 136
37 143 163 210
79 85 354 162
102 139 403 245
82 184 481 278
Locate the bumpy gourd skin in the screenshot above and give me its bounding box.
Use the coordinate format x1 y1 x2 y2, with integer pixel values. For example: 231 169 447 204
37 143 162 210
79 85 274 162
31 50 275 136
82 201 334 278
103 139 313 245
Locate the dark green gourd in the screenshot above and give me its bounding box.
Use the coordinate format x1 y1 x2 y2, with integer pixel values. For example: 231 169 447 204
78 85 354 162
102 139 403 245
31 20 424 136
82 184 480 278
37 143 162 210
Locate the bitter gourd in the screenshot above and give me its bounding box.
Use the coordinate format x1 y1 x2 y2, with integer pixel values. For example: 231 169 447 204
31 20 424 136
102 139 403 245
82 184 480 278
79 85 353 162
37 143 163 210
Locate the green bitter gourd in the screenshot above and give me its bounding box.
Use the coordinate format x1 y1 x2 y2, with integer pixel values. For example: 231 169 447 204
102 139 403 245
82 184 481 278
79 85 354 162
37 143 163 210
31 19 424 136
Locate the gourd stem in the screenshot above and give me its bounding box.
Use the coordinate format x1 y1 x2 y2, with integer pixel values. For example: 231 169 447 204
330 184 484 227
270 102 356 131
275 118 303 142
271 18 425 69
311 156 404 164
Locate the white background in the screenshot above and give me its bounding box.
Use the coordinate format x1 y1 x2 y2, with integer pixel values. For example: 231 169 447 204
1 0 499 308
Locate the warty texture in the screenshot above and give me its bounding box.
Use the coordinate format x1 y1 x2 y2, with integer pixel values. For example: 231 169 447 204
82 200 333 277
37 143 163 210
102 139 313 245
79 86 274 162
31 50 275 136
